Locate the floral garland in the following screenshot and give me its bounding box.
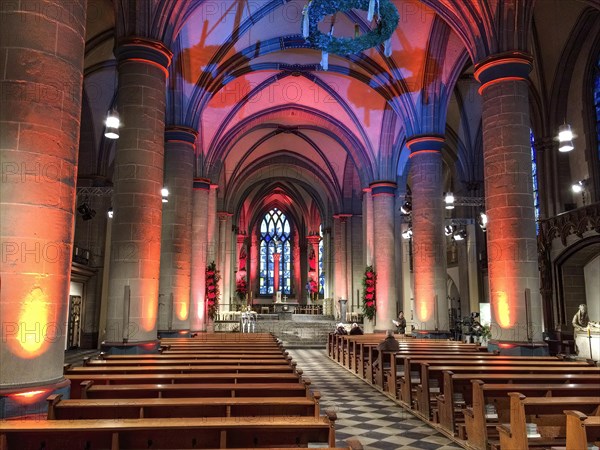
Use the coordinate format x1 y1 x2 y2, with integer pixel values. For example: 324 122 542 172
205 261 220 321
302 0 399 57
362 265 377 320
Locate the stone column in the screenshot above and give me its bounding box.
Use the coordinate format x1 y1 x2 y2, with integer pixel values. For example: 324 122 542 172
407 138 448 333
158 127 196 334
371 182 397 331
105 38 172 347
235 233 247 306
362 188 374 266
206 185 218 264
217 212 232 312
249 233 258 305
190 178 210 331
0 0 87 406
333 215 350 309
322 226 332 300
475 53 543 351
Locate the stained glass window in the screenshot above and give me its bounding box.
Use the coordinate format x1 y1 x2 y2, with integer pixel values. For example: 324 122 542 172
530 130 540 234
259 208 292 295
318 225 325 295
594 56 600 161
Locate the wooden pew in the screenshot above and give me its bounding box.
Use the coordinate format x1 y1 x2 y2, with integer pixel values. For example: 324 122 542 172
463 379 600 450
80 380 312 399
47 392 322 420
0 415 338 449
67 372 301 399
496 393 600 450
65 363 296 376
564 410 600 450
416 363 598 420
98 352 286 361
388 354 561 402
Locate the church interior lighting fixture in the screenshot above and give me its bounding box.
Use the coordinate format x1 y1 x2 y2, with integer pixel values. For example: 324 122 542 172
453 229 467 241
104 109 120 140
478 212 488 232
161 187 169 203
401 226 412 240
400 200 411 215
77 202 96 221
107 207 114 219
444 192 455 209
557 123 574 152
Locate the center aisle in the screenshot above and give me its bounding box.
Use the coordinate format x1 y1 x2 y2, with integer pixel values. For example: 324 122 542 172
288 349 462 450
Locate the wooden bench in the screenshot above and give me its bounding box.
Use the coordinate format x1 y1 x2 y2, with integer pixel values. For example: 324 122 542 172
496 393 600 450
416 363 598 420
65 363 296 376
0 415 338 449
564 410 600 450
462 379 600 450
47 392 322 420
67 372 301 399
388 354 561 402
80 380 312 399
86 357 290 366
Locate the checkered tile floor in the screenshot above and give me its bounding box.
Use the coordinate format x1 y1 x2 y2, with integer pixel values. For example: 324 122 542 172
287 349 462 450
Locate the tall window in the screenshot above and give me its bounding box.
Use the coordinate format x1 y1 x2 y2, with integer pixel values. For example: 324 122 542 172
318 225 325 295
594 56 600 160
259 208 292 295
530 130 540 233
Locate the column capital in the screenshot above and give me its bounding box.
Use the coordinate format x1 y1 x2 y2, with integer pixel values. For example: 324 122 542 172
210 184 219 191
307 235 321 245
474 51 533 94
362 187 372 194
217 211 233 221
193 178 211 190
333 213 353 222
165 126 198 145
406 136 445 158
115 37 173 76
369 181 397 197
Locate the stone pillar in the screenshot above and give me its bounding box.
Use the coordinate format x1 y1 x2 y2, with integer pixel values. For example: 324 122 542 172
105 38 172 347
273 252 281 298
206 185 218 264
407 138 448 333
190 178 210 331
475 53 543 351
0 0 87 407
322 226 332 300
362 188 374 266
333 215 350 307
158 127 196 334
217 212 232 312
235 233 247 306
249 233 258 305
370 182 397 331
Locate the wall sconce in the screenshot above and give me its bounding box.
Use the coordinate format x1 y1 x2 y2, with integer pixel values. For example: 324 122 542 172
104 109 120 140
572 179 589 205
161 187 169 203
401 226 413 240
478 212 488 232
444 225 454 236
557 124 574 152
107 207 114 219
444 192 455 209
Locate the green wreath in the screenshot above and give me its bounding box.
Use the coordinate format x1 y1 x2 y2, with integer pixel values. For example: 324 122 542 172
302 0 399 56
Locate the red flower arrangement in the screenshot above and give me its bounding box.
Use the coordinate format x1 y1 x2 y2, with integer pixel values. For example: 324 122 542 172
205 261 220 320
362 265 377 320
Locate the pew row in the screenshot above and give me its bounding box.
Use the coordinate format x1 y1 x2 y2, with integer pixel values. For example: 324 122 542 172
462 379 600 449
564 410 600 450
0 415 338 449
496 393 600 450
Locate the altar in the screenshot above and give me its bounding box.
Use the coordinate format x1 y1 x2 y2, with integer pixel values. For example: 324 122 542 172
273 301 299 314
574 329 600 360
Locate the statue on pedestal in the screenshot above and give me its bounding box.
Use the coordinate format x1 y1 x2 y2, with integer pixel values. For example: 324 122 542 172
572 304 600 331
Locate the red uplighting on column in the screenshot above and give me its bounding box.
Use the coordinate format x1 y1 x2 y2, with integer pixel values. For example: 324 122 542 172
177 301 188 321
495 291 512 328
12 287 52 358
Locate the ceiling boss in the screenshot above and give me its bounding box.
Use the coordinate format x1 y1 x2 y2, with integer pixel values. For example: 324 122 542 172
302 0 400 70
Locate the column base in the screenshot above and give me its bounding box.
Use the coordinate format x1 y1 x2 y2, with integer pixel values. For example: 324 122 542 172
157 329 191 338
101 339 161 355
487 340 549 356
0 378 70 419
412 329 453 339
